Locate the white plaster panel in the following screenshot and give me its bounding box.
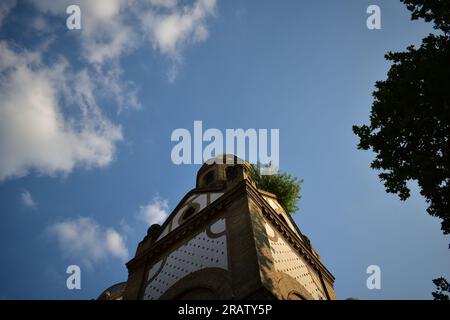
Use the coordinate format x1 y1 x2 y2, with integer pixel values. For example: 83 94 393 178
146 260 162 281
265 222 275 238
210 218 225 234
265 223 325 300
156 195 201 241
279 211 298 236
157 227 168 241
196 193 207 209
143 218 228 300
210 192 223 203
170 203 188 231
156 192 224 242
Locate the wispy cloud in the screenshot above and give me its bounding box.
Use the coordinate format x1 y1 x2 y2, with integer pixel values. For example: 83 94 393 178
0 0 218 182
138 196 169 226
0 0 16 28
21 190 36 208
47 196 169 269
0 42 122 181
140 0 216 58
138 0 217 81
29 0 217 80
48 217 129 269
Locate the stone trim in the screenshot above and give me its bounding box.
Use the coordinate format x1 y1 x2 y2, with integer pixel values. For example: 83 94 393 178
244 182 335 284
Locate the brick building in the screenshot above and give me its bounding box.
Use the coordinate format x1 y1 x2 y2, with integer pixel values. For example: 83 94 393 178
98 155 336 300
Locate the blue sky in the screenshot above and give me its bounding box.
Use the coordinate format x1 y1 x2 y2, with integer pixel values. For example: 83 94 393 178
0 0 448 300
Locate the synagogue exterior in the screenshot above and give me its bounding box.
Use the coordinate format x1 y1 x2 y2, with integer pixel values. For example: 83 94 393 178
98 155 336 300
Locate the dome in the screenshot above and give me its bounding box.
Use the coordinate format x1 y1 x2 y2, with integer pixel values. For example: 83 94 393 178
97 281 127 300
196 154 253 189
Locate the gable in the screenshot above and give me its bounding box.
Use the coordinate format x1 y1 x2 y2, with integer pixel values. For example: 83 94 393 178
156 191 224 242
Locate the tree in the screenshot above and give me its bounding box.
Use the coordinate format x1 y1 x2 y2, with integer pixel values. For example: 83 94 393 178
248 164 303 215
432 277 450 300
400 0 450 34
352 0 450 234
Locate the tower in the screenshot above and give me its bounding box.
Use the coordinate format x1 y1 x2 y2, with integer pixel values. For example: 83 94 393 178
121 155 336 300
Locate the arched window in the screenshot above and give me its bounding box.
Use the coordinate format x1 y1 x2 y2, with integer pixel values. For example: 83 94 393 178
203 171 215 187
226 166 238 182
182 206 197 220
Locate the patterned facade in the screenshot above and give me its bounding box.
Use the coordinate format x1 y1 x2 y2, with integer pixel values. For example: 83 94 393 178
99 155 336 300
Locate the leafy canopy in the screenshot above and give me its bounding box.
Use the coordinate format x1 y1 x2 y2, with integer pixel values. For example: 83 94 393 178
432 277 450 300
353 0 450 234
248 163 303 215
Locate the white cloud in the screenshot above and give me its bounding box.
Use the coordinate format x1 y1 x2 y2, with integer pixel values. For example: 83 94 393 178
0 0 218 181
94 63 141 112
48 197 169 268
29 0 122 20
29 0 217 80
31 15 49 32
48 217 129 268
29 0 136 65
82 23 137 66
24 1 133 112
140 0 216 58
147 0 178 9
0 41 122 181
21 190 36 208
138 196 169 226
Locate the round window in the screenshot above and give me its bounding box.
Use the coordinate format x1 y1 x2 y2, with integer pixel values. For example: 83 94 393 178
182 206 197 220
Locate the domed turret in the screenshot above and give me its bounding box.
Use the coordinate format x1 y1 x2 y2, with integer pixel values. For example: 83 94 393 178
196 154 254 190
119 154 336 300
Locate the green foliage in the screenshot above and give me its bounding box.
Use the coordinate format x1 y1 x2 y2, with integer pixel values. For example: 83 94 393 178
400 0 450 34
353 0 450 234
432 277 450 300
248 163 303 215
